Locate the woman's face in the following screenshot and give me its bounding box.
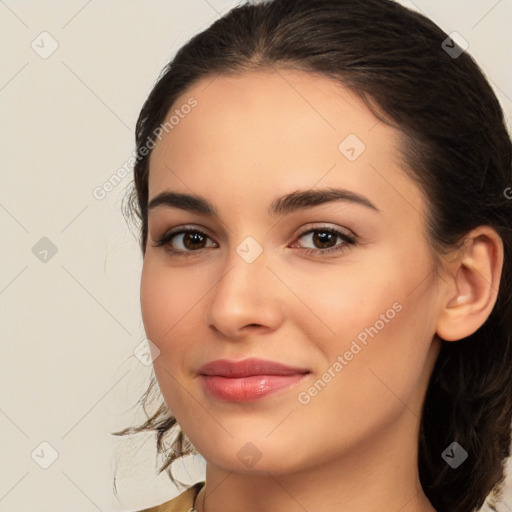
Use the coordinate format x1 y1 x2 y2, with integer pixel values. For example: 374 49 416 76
141 69 443 475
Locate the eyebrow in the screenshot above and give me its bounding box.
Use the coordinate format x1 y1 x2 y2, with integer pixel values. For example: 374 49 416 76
147 187 381 217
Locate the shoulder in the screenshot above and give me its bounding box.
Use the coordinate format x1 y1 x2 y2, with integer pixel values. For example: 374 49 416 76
137 481 205 512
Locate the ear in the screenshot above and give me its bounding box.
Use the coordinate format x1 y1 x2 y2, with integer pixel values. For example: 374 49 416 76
436 226 504 342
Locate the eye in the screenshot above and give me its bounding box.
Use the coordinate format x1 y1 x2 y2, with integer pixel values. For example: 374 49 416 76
152 226 217 258
152 225 357 258
291 226 357 256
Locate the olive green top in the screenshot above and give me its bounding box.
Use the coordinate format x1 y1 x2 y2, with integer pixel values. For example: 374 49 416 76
138 481 205 512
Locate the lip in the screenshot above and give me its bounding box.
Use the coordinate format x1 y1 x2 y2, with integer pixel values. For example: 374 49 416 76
198 358 310 377
198 358 311 402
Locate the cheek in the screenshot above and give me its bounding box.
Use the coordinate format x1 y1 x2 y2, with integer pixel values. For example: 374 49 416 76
279 253 398 347
140 258 204 343
140 259 204 412
287 244 436 399
335 290 434 418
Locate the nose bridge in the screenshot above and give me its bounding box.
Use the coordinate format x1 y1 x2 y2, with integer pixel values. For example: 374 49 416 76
219 233 269 294
204 240 283 337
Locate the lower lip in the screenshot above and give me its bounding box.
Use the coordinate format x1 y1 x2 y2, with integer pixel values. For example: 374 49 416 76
200 374 309 402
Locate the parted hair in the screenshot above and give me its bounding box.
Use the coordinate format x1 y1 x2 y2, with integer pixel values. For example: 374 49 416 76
114 1 512 511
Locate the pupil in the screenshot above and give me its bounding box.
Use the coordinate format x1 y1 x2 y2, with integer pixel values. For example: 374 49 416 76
314 231 334 248
185 232 204 249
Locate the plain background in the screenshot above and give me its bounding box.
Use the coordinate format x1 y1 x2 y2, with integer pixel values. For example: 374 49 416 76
1 1 511 511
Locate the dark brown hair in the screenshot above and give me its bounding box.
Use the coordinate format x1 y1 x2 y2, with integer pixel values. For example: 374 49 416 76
113 1 512 511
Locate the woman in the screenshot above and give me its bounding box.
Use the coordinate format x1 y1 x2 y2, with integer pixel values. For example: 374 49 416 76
114 1 512 511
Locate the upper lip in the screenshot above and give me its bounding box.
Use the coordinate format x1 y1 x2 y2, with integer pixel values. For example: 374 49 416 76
198 358 311 378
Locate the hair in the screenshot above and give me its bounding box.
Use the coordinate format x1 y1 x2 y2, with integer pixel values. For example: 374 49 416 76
112 1 512 511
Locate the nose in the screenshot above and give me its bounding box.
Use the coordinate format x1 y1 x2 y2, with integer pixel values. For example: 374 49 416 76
203 248 284 339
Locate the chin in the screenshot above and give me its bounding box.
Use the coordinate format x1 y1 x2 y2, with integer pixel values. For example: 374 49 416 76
194 435 310 476
207 452 297 476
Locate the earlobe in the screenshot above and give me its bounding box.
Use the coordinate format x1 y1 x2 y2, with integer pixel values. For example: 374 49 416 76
435 227 504 342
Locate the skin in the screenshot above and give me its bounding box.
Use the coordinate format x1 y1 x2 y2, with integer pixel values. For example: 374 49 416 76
140 69 503 512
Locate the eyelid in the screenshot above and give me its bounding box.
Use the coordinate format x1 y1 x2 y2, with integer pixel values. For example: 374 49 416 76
152 221 355 240
292 222 355 240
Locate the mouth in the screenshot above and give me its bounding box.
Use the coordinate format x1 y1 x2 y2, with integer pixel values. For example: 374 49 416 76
198 358 311 402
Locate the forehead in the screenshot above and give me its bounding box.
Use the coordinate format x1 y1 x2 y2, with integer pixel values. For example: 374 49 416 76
147 69 424 220
150 69 384 169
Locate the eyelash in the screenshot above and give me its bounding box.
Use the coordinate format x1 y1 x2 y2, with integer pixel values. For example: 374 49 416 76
152 225 357 259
